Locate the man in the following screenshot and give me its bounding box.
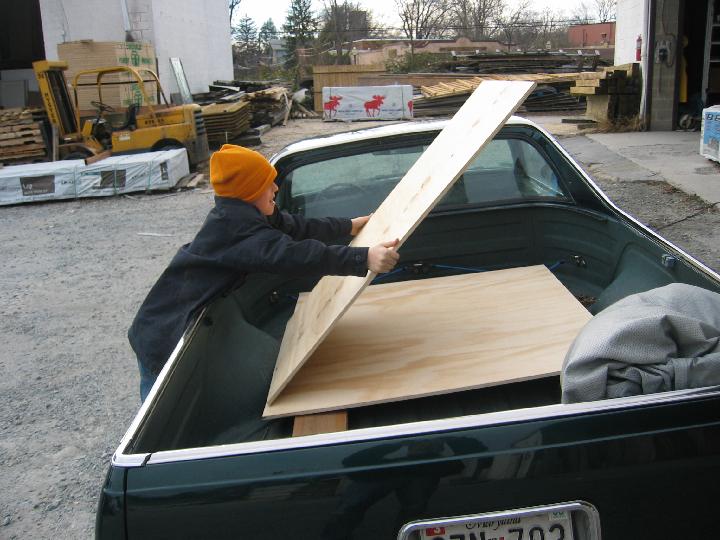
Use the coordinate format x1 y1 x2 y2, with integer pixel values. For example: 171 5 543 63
129 144 399 400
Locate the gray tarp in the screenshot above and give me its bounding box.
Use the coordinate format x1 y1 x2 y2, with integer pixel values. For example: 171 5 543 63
561 283 720 403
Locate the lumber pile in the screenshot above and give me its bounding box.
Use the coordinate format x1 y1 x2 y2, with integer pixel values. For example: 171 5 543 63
0 108 49 165
194 83 291 146
245 86 290 127
438 51 608 74
570 63 642 122
200 100 252 146
414 73 587 117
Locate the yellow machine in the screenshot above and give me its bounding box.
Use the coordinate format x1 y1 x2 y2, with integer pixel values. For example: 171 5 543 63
33 60 209 165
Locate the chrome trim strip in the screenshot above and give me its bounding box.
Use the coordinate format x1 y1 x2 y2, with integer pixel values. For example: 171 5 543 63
397 501 601 540
112 332 189 467
141 386 719 466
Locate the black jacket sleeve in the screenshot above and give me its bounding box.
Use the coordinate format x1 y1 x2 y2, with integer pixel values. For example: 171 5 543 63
219 213 368 277
267 208 352 243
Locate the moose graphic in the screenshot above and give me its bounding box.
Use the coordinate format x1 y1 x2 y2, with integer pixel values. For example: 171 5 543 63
364 95 385 117
323 95 342 119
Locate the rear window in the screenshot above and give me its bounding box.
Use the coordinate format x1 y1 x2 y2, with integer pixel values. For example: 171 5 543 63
282 138 567 218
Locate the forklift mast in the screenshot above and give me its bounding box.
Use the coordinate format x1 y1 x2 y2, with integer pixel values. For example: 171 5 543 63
33 61 79 138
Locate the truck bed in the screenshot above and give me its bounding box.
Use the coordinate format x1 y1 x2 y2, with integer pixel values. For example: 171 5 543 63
126 203 717 455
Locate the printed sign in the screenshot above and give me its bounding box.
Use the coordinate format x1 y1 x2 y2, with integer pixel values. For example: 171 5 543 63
322 85 414 122
20 175 55 196
99 169 127 189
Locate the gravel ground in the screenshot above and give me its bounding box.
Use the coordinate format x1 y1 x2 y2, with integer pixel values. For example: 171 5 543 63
0 118 718 539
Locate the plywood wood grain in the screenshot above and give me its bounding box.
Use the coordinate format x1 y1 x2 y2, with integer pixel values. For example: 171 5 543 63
264 266 592 418
266 81 536 405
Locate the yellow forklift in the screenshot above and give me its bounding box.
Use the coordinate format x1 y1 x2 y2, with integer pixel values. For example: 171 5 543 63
33 60 209 165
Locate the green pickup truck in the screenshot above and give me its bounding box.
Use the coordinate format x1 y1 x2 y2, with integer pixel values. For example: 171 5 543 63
97 118 720 540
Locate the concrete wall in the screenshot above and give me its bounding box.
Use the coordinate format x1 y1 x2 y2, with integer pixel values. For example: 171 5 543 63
39 0 232 98
148 0 232 96
615 0 647 64
649 0 681 130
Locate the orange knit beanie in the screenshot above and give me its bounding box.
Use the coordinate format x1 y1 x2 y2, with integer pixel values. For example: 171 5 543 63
209 144 277 201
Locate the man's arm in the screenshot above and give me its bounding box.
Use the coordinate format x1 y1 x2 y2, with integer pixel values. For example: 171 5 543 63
220 217 369 277
268 208 352 243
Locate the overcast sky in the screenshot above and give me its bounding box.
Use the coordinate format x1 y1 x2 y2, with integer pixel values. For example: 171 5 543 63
236 0 586 33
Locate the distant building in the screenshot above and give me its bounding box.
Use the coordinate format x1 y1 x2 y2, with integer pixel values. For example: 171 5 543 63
350 37 507 65
267 38 287 66
568 22 616 47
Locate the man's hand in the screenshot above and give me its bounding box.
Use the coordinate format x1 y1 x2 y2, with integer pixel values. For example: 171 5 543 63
350 215 371 236
367 239 400 273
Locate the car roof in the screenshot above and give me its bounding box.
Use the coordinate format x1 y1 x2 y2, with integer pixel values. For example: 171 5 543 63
270 115 538 164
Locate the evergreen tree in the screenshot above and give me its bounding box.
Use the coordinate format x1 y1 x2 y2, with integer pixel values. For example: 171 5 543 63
233 15 259 67
283 0 317 68
259 19 278 56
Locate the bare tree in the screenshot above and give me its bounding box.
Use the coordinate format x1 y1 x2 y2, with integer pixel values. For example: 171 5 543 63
395 0 451 56
320 0 370 63
450 0 504 40
595 0 616 22
495 0 531 50
471 0 504 40
229 0 242 23
571 2 592 24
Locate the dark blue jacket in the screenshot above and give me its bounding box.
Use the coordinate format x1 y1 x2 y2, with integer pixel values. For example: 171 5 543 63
129 196 368 374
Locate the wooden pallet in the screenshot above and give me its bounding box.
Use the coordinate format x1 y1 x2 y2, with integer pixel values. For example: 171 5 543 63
0 109 48 164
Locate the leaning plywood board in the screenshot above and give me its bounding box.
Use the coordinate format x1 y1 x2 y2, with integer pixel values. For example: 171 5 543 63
264 266 592 418
267 80 536 404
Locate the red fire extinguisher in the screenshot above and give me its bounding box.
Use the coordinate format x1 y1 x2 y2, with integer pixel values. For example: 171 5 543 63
636 34 642 61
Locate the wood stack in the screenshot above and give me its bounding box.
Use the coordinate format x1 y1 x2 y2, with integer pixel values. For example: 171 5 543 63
570 63 641 122
415 73 587 117
200 100 251 146
245 86 290 127
438 51 607 74
0 108 49 165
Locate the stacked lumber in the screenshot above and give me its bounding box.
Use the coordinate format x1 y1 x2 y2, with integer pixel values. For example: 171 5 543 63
245 86 291 127
414 73 587 117
570 63 641 121
201 100 252 146
0 108 49 165
438 51 608 74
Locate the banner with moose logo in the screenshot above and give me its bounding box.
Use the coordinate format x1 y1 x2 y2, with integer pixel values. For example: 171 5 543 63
322 85 414 122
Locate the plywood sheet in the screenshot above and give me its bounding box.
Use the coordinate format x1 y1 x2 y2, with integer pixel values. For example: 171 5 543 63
267 80 536 405
264 266 591 418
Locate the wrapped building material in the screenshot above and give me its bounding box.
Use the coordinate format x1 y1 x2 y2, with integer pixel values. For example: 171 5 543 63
0 149 188 206
321 85 413 121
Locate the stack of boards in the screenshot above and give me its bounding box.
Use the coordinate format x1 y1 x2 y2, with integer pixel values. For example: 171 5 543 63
246 86 290 127
570 63 641 122
0 108 48 166
200 101 252 146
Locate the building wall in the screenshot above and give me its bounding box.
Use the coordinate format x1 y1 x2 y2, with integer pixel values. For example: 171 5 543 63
615 0 647 64
649 0 681 130
38 0 232 98
149 0 232 96
568 23 616 47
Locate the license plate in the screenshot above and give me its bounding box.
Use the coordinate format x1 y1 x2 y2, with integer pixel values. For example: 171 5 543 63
419 510 574 540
